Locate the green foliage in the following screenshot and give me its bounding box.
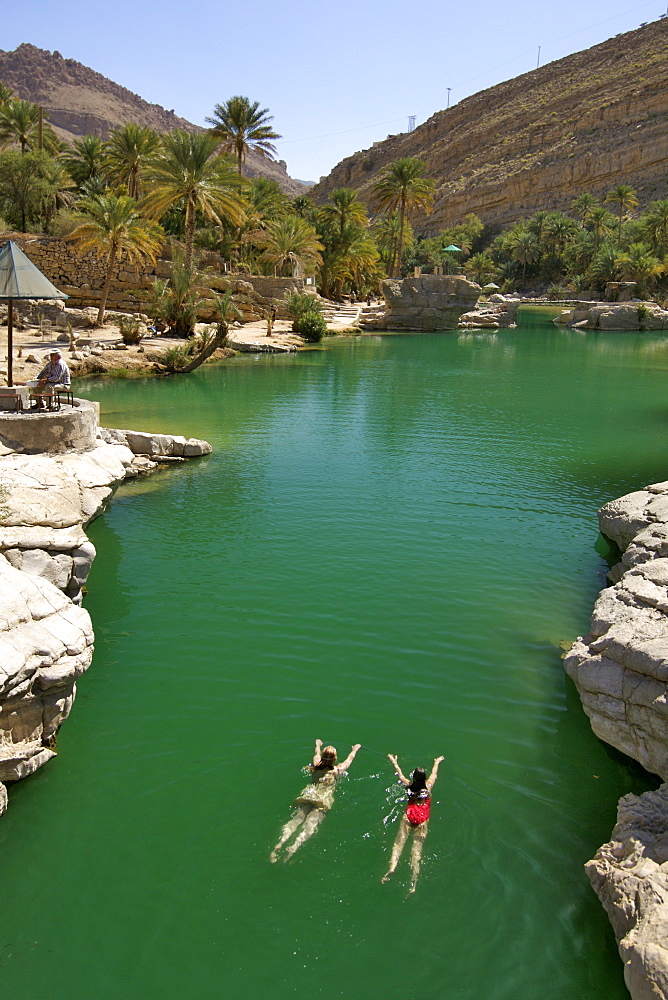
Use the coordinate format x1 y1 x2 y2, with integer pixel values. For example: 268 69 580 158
143 252 203 337
116 315 144 344
162 343 197 371
284 291 327 338
284 291 323 323
294 309 327 342
0 148 67 232
206 96 281 174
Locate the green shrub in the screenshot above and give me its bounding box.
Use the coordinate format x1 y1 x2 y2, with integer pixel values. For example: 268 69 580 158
162 342 196 372
294 310 327 342
284 291 324 332
547 284 568 301
116 315 143 344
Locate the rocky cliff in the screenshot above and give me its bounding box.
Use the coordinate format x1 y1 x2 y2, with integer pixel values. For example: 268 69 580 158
0 406 212 815
0 43 305 196
311 19 668 230
565 482 668 998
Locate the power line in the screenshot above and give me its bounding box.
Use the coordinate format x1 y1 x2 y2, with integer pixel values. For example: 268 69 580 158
276 2 661 154
277 116 407 146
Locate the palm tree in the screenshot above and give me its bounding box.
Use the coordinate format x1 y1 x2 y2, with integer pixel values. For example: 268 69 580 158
373 212 414 280
586 242 620 291
604 184 639 247
587 206 615 254
143 131 245 268
320 188 369 238
0 99 58 154
617 242 665 297
172 291 242 372
543 212 578 258
105 123 162 200
508 230 541 285
372 158 435 277
0 83 14 106
206 96 281 175
40 158 76 233
254 215 323 276
465 252 496 285
570 193 598 226
61 135 108 189
642 199 668 256
69 192 164 325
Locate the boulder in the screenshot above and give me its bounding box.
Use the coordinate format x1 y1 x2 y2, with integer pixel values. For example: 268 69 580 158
380 275 481 331
586 784 668 1000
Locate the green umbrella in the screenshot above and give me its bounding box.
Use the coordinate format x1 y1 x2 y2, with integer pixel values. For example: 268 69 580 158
444 244 462 252
0 240 67 386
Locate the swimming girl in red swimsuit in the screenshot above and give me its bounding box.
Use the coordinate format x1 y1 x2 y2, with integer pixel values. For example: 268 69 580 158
382 753 444 892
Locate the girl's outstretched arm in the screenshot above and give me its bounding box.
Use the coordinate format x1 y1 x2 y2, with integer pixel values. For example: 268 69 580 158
312 738 323 767
426 755 445 791
387 753 411 786
337 744 362 771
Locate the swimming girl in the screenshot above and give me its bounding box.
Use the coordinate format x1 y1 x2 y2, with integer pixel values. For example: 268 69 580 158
270 739 361 862
382 753 444 892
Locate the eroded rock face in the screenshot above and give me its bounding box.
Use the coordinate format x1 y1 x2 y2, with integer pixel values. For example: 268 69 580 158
585 785 668 1000
565 481 668 998
565 483 668 779
379 275 481 331
0 558 93 783
0 421 213 813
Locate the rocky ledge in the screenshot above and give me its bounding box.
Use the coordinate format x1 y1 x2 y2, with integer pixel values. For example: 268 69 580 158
0 411 211 816
565 482 668 998
555 301 668 332
458 294 521 330
364 275 481 332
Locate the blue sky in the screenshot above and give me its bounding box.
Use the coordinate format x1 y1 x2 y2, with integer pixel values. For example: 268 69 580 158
2 0 664 181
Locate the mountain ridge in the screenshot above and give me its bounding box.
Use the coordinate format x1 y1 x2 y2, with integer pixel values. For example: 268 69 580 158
311 19 668 229
0 43 306 196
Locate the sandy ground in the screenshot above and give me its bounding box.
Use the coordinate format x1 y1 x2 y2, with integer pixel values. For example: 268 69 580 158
0 317 313 386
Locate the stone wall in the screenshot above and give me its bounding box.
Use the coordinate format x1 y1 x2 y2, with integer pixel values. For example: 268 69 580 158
1 234 301 321
0 398 99 454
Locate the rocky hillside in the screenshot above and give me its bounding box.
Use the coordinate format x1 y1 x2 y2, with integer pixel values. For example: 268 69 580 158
311 19 668 230
0 43 305 196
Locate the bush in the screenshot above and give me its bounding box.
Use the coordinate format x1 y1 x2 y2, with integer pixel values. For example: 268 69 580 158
162 342 196 372
50 208 83 238
547 284 568 300
116 315 143 345
294 310 327 342
284 291 324 328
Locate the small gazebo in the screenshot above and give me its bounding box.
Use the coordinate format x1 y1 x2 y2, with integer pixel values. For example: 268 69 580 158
0 240 68 387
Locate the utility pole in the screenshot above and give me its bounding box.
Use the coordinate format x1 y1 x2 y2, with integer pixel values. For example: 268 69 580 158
446 88 452 109
536 45 541 69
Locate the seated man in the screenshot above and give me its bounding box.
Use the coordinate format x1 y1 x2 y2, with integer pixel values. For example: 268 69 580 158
34 349 71 405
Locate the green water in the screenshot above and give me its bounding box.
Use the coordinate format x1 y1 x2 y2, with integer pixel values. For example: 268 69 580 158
2 321 666 1000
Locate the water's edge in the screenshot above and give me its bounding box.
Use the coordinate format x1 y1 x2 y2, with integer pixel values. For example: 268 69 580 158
0 418 211 810
566 484 668 1000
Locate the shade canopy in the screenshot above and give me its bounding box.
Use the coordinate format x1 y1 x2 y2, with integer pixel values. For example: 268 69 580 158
483 282 500 290
444 244 462 253
0 240 67 387
0 240 67 301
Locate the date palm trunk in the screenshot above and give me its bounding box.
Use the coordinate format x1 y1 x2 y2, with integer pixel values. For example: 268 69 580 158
97 243 118 326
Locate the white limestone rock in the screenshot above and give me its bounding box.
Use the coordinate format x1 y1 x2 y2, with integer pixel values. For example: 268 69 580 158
585 784 668 1000
0 559 93 781
567 480 668 997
